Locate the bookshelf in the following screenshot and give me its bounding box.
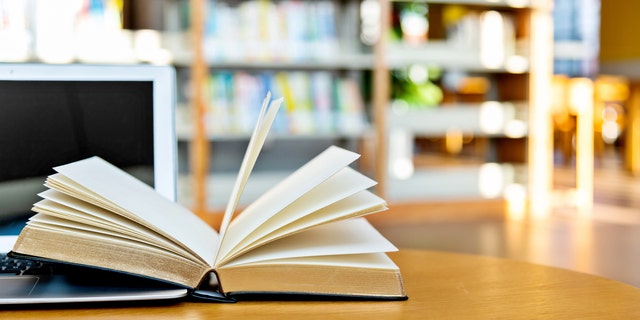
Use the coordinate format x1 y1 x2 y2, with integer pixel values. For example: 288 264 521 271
165 0 372 139
373 0 554 216
172 0 377 214
0 0 554 216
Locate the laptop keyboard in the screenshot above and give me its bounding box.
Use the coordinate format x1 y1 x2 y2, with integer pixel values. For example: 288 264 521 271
0 253 52 276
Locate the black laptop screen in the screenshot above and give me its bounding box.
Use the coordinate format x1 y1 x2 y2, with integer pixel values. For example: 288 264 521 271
0 80 154 219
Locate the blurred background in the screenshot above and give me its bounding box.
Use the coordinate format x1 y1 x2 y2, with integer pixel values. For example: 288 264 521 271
2 0 640 287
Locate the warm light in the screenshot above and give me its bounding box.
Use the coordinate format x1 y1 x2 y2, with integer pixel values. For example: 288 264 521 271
505 184 527 220
625 87 640 175
568 78 593 114
457 77 490 94
595 75 629 102
570 77 594 213
505 55 529 73
445 128 464 154
505 0 529 8
600 103 623 144
602 105 619 122
551 75 569 113
602 121 620 144
479 163 505 198
479 101 527 138
480 11 505 69
479 101 505 134
504 120 527 138
528 9 554 218
574 188 593 213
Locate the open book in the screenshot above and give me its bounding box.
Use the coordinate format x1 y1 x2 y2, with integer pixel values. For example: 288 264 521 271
11 94 406 302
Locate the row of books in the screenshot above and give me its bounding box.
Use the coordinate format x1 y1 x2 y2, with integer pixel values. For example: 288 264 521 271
165 0 343 61
192 71 368 135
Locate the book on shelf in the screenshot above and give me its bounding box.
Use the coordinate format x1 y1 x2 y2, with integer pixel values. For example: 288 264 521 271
11 93 407 302
203 70 367 135
171 0 340 61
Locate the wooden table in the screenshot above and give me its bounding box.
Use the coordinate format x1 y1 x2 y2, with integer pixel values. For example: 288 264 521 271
3 249 640 319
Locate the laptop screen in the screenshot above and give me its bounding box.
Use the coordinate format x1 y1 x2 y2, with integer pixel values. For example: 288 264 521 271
0 64 177 222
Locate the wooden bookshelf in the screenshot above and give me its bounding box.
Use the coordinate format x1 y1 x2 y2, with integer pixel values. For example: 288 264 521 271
172 0 554 216
0 0 553 216
173 0 378 214
371 0 553 217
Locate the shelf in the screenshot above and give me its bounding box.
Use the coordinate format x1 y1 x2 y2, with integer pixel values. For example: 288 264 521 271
175 127 372 142
388 101 528 138
171 38 532 73
202 54 375 71
173 0 553 214
162 32 375 70
176 163 527 210
167 37 533 73
0 0 554 215
387 163 527 203
175 107 371 141
387 41 529 73
389 0 536 9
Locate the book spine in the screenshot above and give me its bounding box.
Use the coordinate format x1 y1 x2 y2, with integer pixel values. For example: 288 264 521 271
204 70 367 136
193 0 339 62
311 71 335 133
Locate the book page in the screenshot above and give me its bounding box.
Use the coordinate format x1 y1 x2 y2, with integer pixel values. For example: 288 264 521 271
218 189 387 265
27 213 203 263
218 166 378 262
51 157 218 266
34 190 204 263
219 218 397 268
215 145 361 266
223 252 399 269
215 94 283 250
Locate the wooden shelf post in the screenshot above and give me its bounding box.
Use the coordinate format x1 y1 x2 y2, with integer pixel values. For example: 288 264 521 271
190 0 209 218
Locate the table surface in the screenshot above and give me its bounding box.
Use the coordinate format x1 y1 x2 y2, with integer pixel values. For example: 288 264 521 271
3 249 640 319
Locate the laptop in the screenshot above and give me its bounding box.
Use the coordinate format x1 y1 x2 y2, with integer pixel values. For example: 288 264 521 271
0 64 188 304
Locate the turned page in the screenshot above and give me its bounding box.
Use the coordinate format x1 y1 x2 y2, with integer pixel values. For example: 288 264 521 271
215 94 283 261
214 146 385 267
218 218 398 268
216 163 388 265
224 188 388 263
49 157 218 266
31 189 204 262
